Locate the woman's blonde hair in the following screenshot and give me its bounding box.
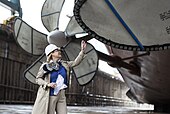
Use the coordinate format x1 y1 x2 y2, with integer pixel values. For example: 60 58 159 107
46 53 52 63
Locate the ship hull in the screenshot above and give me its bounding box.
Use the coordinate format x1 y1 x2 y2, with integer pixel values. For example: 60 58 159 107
112 48 170 105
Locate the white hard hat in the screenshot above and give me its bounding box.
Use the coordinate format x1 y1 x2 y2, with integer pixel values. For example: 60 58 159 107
45 44 59 56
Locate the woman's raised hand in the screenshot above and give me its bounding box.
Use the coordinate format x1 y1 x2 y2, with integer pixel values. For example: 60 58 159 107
81 40 87 51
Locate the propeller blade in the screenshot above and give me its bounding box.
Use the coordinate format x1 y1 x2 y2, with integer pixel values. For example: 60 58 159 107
64 40 98 85
41 0 65 31
74 0 170 51
13 17 48 55
65 16 85 36
24 53 46 84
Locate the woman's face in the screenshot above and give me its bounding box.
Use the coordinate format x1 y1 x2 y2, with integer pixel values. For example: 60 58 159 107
51 49 62 59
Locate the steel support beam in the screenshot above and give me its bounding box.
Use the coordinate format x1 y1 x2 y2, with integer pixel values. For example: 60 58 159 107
97 50 141 76
0 0 22 17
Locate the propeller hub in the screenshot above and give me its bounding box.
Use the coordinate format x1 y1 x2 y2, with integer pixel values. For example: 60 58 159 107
47 30 68 47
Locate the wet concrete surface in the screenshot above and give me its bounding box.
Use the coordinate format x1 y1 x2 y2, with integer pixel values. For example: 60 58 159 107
0 104 168 114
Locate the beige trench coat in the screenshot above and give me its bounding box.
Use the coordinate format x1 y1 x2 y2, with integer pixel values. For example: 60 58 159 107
32 51 85 114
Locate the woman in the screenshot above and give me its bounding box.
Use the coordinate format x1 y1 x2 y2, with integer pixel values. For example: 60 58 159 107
32 40 86 114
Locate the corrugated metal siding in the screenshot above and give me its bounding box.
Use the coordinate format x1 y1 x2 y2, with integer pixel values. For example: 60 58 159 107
0 36 38 104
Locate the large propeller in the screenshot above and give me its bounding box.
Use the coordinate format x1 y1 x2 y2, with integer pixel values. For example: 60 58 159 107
13 0 98 85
